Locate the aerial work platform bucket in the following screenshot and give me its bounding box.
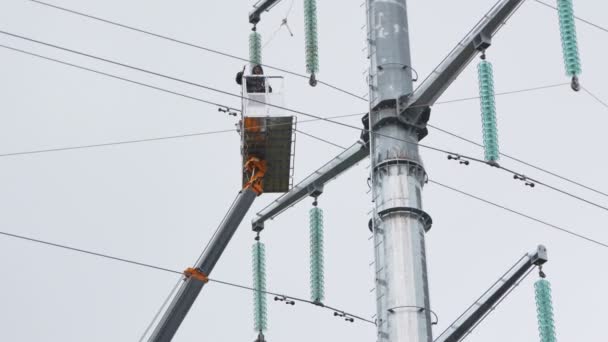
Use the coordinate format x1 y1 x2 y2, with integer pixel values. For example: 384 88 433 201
240 75 296 193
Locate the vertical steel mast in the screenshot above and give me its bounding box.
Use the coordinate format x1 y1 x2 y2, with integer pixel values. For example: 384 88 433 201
367 1 433 342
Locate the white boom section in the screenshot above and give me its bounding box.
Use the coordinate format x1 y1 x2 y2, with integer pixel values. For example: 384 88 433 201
434 245 548 342
252 140 368 231
406 0 526 109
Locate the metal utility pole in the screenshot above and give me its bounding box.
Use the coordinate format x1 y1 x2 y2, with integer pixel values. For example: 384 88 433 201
366 1 433 342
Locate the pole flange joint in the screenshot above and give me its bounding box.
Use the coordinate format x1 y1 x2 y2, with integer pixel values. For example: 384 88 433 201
376 207 432 232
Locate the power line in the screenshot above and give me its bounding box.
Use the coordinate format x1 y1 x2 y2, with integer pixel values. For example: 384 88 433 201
582 86 608 110
429 180 608 249
0 228 375 325
294 130 608 249
427 124 608 199
0 44 241 113
22 0 608 203
3 34 606 215
296 129 348 149
0 114 363 159
533 0 608 34
26 0 366 101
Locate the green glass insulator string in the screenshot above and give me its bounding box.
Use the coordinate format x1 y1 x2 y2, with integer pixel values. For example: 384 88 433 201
249 31 262 66
477 57 500 164
535 277 557 342
557 0 581 91
309 205 325 303
252 240 267 333
304 0 319 86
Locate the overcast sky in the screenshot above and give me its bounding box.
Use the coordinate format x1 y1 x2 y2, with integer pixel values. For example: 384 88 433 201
0 0 607 341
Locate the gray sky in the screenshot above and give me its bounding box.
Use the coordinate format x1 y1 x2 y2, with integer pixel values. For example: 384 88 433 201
0 0 607 341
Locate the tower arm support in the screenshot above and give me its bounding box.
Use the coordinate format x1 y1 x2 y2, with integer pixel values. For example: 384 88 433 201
148 188 258 342
407 0 526 108
252 140 369 231
249 0 284 24
434 245 548 342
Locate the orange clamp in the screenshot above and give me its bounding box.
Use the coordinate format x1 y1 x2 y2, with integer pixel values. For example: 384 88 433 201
183 267 209 283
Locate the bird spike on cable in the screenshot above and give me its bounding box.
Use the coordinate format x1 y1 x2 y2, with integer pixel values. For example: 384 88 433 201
252 240 267 333
557 0 582 91
304 0 319 86
249 30 263 67
309 204 325 303
535 276 557 342
477 55 500 165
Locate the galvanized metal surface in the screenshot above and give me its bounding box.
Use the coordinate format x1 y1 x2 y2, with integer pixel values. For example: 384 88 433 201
434 245 548 342
408 0 526 108
367 1 432 342
367 0 414 108
148 188 258 342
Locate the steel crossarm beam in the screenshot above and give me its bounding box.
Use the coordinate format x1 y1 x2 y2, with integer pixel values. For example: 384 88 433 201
252 140 369 231
406 0 526 109
434 245 548 342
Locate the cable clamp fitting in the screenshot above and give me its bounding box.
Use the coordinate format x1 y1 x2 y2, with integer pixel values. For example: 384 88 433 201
447 154 470 166
513 174 536 188
183 267 209 283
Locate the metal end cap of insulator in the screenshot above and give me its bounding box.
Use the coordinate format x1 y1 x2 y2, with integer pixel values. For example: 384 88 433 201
254 332 266 342
571 75 581 92
309 73 318 87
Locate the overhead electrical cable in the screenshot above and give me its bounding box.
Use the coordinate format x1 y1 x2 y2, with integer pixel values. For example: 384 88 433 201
2 34 606 213
0 44 241 112
26 0 366 101
533 0 608 34
22 0 608 199
582 86 608 110
293 130 608 249
427 124 608 199
0 229 375 325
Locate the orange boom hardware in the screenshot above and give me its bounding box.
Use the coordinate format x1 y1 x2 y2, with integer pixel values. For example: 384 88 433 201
183 267 209 283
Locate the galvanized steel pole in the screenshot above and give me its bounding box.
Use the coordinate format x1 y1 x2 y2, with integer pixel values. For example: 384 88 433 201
367 1 433 342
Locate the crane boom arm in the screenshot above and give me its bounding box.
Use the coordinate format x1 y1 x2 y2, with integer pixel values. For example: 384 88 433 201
434 245 548 342
249 0 284 24
407 0 526 109
148 188 258 342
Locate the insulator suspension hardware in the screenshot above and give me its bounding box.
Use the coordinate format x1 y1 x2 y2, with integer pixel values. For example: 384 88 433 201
535 270 557 342
556 0 582 92
447 154 470 166
273 296 296 305
304 0 319 86
309 204 325 304
333 311 355 323
252 240 267 333
249 31 263 66
218 107 238 117
477 55 500 164
513 174 536 188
